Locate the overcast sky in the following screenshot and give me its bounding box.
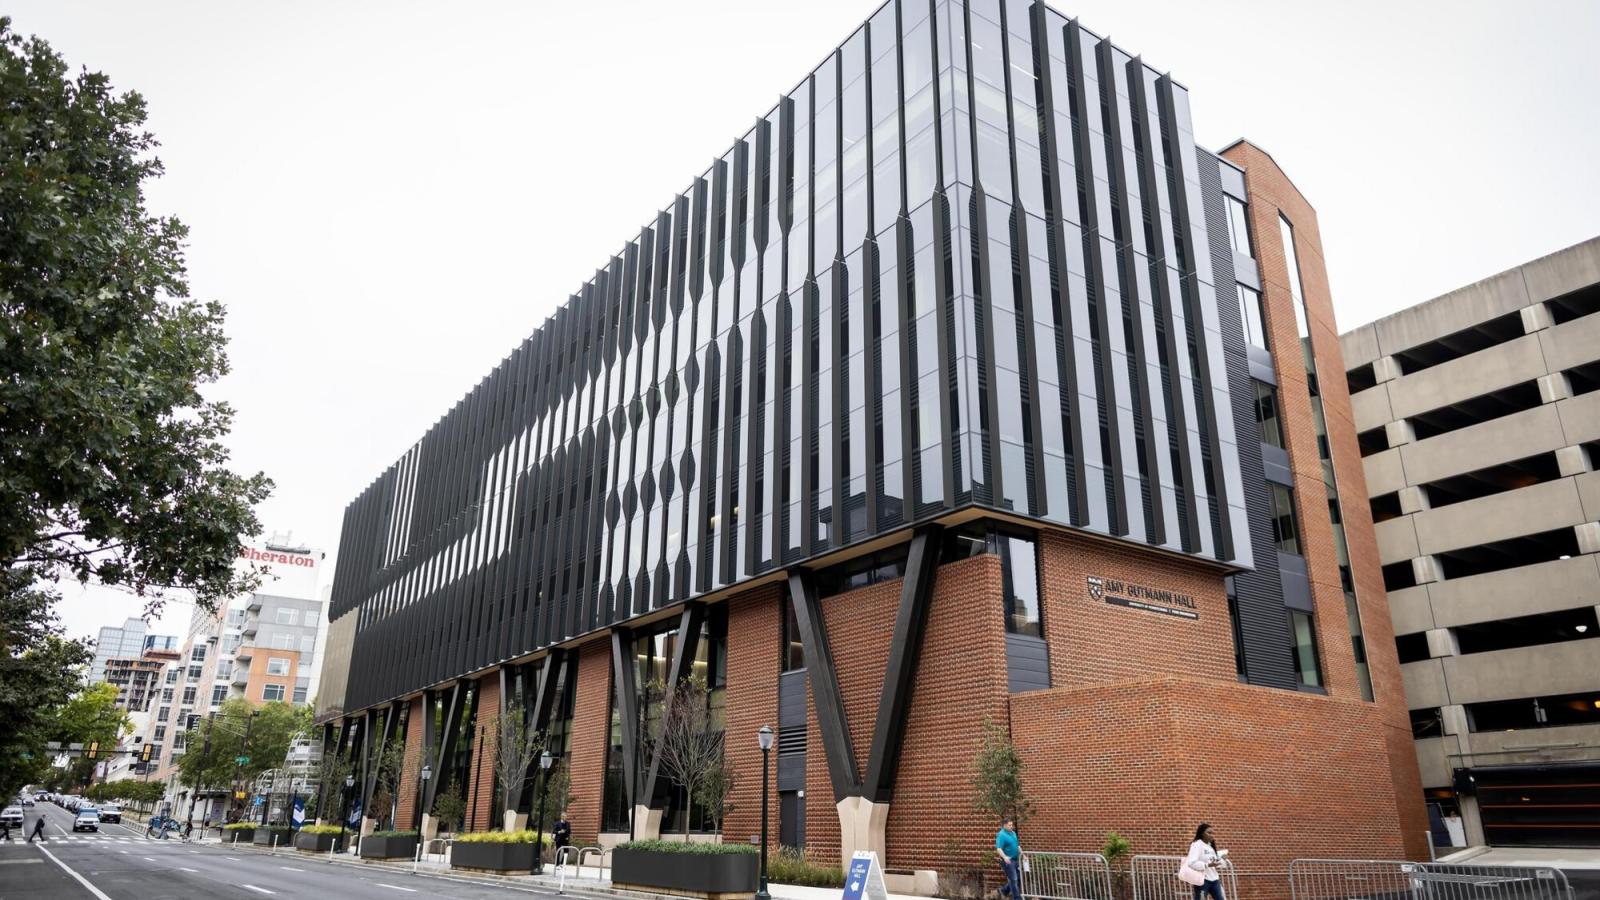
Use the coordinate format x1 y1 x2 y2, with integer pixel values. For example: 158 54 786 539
15 0 1597 641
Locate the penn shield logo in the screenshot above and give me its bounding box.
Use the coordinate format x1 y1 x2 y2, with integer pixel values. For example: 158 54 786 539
1087 576 1105 601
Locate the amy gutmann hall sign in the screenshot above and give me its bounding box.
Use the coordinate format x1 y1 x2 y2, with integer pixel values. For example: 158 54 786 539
1087 576 1199 620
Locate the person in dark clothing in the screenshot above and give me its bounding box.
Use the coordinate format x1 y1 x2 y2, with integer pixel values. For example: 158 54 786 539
27 815 47 842
552 816 572 851
1 818 12 842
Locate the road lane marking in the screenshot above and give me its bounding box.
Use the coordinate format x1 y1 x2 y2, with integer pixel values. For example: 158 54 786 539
143 856 158 861
376 885 418 893
242 885 276 895
34 844 114 900
180 867 200 873
227 856 242 861
118 850 128 855
279 865 304 871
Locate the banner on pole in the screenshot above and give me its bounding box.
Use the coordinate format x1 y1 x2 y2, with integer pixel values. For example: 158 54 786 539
291 796 306 830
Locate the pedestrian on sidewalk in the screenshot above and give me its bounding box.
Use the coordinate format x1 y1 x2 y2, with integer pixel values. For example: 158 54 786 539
27 815 47 843
1 817 12 842
995 816 1023 900
553 816 571 853
1182 823 1230 900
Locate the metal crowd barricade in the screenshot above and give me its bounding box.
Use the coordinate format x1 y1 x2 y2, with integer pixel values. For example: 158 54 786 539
1131 855 1242 900
1289 859 1574 900
1021 852 1114 900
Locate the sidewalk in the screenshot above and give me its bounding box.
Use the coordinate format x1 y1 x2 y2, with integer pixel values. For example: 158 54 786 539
232 842 926 900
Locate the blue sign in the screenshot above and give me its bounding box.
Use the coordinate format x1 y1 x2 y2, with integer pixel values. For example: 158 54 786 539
252 796 263 807
291 796 306 830
842 857 873 900
347 799 362 828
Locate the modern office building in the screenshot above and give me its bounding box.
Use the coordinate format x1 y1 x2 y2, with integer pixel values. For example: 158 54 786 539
317 0 1426 875
103 646 182 713
138 537 329 813
89 617 176 684
1341 236 1600 849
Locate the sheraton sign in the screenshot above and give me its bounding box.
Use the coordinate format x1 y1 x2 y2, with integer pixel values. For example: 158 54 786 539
1087 575 1198 620
238 546 318 568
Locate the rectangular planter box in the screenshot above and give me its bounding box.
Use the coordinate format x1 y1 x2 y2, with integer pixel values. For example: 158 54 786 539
224 828 255 844
295 831 346 853
450 841 539 875
253 829 291 847
612 847 758 900
360 835 419 860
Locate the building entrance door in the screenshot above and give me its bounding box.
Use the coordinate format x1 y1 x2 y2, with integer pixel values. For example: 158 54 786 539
779 791 804 849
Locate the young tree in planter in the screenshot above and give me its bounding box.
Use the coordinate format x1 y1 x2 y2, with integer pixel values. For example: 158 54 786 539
654 674 722 840
495 706 541 832
369 741 406 830
972 718 1034 827
544 760 573 822
431 783 466 836
694 756 736 838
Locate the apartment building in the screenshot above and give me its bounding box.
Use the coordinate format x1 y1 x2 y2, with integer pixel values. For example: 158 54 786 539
1342 236 1600 848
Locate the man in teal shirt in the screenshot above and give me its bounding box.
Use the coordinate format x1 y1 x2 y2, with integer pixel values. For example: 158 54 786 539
996 816 1022 899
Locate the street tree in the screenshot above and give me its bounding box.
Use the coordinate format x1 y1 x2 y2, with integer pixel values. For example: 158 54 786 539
653 674 722 840
175 698 309 816
972 718 1034 828
53 682 132 787
694 755 736 837
0 570 91 796
0 16 271 620
369 739 406 830
494 705 540 831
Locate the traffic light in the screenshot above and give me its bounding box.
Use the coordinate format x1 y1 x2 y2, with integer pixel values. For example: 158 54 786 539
86 741 99 760
141 744 154 763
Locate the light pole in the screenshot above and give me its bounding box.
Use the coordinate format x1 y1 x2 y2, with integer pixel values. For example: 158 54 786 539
533 750 553 874
756 725 773 900
339 774 355 854
417 764 432 831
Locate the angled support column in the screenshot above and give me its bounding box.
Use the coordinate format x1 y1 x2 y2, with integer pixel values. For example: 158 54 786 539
360 702 401 834
641 603 707 818
787 570 860 799
611 628 653 838
530 650 567 734
847 526 943 867
420 682 464 840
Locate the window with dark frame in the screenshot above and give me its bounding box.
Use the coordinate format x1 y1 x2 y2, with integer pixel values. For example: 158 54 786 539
1269 484 1301 555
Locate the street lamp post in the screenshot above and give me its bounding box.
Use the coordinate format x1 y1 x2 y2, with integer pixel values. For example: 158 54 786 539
756 725 773 900
417 764 432 832
533 750 553 875
339 774 355 854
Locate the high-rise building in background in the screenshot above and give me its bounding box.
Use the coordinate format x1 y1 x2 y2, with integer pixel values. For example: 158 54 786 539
1342 236 1600 849
135 536 328 817
89 617 173 684
316 0 1426 873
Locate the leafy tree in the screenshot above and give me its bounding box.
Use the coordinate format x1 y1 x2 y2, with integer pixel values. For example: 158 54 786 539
972 718 1033 828
53 682 132 787
370 739 406 830
311 749 353 823
430 783 466 834
0 17 271 619
694 755 736 836
543 760 573 822
0 571 91 796
494 705 540 830
1103 832 1134 900
175 699 310 816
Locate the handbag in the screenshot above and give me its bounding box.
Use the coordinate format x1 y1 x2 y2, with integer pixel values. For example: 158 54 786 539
1177 863 1206 886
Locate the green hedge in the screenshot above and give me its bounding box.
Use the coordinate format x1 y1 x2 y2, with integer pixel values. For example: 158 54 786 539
222 823 255 832
299 824 343 835
370 830 419 839
454 830 544 845
614 839 757 856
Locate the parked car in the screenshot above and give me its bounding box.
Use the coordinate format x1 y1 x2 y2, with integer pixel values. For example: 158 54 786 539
99 804 121 824
0 807 23 828
73 807 100 832
20 796 33 807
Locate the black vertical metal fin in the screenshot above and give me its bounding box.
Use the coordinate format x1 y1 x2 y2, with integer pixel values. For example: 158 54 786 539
861 524 942 803
609 629 640 811
787 570 859 801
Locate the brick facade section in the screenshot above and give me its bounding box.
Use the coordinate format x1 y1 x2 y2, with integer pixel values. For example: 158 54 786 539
465 674 501 832
1039 532 1235 686
394 696 425 829
1012 677 1409 897
1223 140 1429 859
723 584 782 850
567 640 612 845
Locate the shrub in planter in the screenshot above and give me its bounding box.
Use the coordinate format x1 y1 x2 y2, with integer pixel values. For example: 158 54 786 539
361 830 420 860
295 823 346 853
253 825 293 847
450 831 544 875
222 823 256 843
612 839 759 899
768 847 844 888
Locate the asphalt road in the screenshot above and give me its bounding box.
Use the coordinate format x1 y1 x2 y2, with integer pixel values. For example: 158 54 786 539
0 802 569 900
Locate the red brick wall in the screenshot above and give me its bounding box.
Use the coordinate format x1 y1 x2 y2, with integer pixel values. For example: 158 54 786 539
1013 677 1409 897
568 641 612 845
466 674 501 832
1222 140 1429 859
394 696 425 829
1039 532 1236 687
723 585 782 850
886 552 1010 871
